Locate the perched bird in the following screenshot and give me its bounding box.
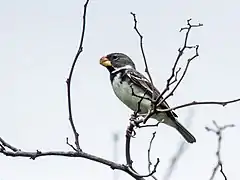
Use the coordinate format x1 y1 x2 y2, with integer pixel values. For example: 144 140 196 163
100 53 196 143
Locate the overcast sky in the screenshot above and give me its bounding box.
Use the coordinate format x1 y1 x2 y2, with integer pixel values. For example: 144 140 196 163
0 0 239 180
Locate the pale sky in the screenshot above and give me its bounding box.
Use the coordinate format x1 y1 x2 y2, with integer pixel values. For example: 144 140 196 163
0 0 239 180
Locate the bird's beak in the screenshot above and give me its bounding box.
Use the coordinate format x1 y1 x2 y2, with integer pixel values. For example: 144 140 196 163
100 56 112 67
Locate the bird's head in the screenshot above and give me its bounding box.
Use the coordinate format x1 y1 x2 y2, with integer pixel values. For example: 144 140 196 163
100 53 136 73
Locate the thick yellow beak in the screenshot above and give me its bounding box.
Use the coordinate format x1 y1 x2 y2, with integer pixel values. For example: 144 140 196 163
100 56 112 67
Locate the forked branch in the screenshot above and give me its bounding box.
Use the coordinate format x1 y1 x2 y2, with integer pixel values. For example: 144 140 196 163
206 121 235 180
65 0 90 152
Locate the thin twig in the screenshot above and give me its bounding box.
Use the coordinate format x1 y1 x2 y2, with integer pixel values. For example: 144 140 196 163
206 121 235 180
130 12 156 99
147 132 155 171
139 97 240 127
169 67 181 86
138 122 160 128
157 98 240 112
0 143 5 150
130 12 153 84
157 45 199 107
155 19 203 105
66 0 90 152
147 132 158 180
163 109 194 180
66 137 78 151
130 85 149 115
137 20 202 124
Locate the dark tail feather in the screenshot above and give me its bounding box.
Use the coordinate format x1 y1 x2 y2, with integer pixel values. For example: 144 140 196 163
175 120 196 143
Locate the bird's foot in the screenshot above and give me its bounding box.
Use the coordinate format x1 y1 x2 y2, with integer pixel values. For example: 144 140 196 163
130 114 145 127
126 127 136 138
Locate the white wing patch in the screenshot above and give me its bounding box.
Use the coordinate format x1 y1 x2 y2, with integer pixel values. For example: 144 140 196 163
127 71 154 94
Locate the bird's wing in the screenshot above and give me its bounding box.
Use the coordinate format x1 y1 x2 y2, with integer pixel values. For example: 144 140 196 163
125 69 178 118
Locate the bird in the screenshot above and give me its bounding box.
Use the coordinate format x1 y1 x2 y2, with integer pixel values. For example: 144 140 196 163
99 52 196 143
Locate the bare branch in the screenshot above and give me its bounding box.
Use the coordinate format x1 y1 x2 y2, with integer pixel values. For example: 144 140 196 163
147 132 158 180
66 137 78 152
0 136 147 180
169 67 181 86
138 122 160 128
180 19 203 33
125 116 159 179
130 12 153 84
157 45 199 107
0 137 19 152
130 12 156 100
140 98 240 125
155 19 202 105
125 119 146 180
66 0 90 152
206 121 235 180
157 98 240 113
165 142 185 180
130 85 150 115
163 109 194 180
138 19 202 124
126 159 159 179
125 119 135 167
0 143 5 151
125 115 145 167
147 132 156 171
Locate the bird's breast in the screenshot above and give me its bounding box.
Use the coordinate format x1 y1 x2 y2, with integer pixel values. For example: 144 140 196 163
111 73 151 113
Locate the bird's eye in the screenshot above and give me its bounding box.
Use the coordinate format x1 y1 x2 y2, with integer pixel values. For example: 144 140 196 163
112 55 118 60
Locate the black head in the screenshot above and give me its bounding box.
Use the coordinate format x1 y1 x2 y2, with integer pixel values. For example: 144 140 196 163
100 53 136 73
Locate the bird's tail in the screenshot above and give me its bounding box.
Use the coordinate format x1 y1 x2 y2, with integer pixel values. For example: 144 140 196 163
174 120 196 143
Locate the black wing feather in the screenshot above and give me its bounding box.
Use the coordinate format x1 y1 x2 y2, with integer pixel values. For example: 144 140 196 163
125 69 178 119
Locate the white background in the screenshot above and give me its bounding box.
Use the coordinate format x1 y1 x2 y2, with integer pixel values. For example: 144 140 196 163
0 0 239 180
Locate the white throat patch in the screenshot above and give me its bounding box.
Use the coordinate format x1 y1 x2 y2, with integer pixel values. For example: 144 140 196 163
111 65 133 74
